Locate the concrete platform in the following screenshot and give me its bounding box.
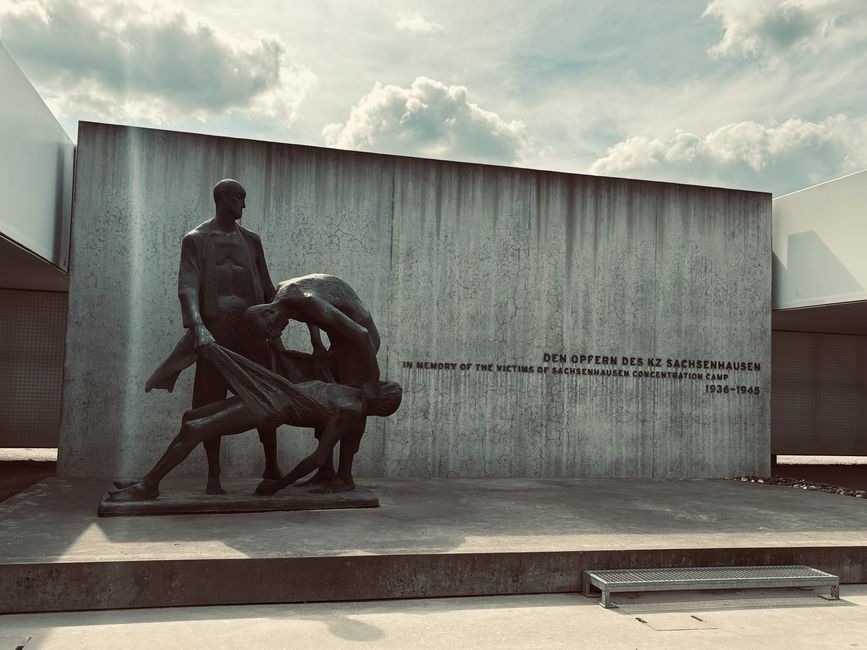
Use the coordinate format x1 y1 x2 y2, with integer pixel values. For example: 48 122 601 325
1 477 865 613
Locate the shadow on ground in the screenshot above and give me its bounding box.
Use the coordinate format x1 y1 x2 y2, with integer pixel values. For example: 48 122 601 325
0 461 56 502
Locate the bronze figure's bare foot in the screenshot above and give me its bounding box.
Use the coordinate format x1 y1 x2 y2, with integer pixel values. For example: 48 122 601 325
206 477 226 495
297 466 335 487
107 482 159 502
255 478 281 495
312 478 356 494
112 479 139 490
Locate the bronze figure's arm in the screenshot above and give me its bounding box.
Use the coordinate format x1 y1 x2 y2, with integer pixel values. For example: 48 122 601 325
297 294 380 395
178 234 215 349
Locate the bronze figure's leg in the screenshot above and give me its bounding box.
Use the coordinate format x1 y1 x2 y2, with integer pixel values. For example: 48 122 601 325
298 426 336 485
257 427 281 479
193 357 230 494
255 412 358 496
314 418 365 493
242 326 283 480
108 397 261 502
111 398 234 491
314 343 371 493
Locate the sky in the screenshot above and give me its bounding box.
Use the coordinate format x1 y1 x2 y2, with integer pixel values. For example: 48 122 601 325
2 0 866 196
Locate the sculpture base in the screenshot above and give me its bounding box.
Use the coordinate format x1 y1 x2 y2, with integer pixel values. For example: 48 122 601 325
97 481 378 517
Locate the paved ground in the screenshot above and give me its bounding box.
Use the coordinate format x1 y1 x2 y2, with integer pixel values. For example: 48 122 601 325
1 587 864 649
2 474 866 563
2 452 865 646
4 453 866 505
3 450 865 504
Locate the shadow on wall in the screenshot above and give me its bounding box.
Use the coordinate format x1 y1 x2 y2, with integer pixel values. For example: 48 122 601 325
773 231 864 308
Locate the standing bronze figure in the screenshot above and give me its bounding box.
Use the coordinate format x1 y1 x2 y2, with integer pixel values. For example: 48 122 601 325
143 179 281 494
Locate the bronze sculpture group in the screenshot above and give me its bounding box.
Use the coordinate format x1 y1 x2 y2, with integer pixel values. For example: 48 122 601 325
107 179 401 503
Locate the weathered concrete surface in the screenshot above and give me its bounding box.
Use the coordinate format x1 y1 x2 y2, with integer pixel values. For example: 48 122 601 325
1 477 864 612
3 590 866 650
388 161 770 478
60 123 771 479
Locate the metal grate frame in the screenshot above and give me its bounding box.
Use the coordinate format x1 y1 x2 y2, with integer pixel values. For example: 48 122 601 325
583 565 840 608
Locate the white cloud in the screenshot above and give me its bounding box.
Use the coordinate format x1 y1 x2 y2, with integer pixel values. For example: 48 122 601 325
395 12 443 35
589 116 867 193
0 0 317 129
323 76 528 164
704 0 867 58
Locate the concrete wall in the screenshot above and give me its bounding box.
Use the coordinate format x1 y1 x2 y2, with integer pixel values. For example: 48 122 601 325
59 123 772 478
0 42 73 270
773 170 867 310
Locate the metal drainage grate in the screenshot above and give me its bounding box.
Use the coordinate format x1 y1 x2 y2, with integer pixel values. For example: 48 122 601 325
583 565 839 608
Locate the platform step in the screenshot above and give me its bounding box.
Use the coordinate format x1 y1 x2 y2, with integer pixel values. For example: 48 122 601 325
582 565 840 608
